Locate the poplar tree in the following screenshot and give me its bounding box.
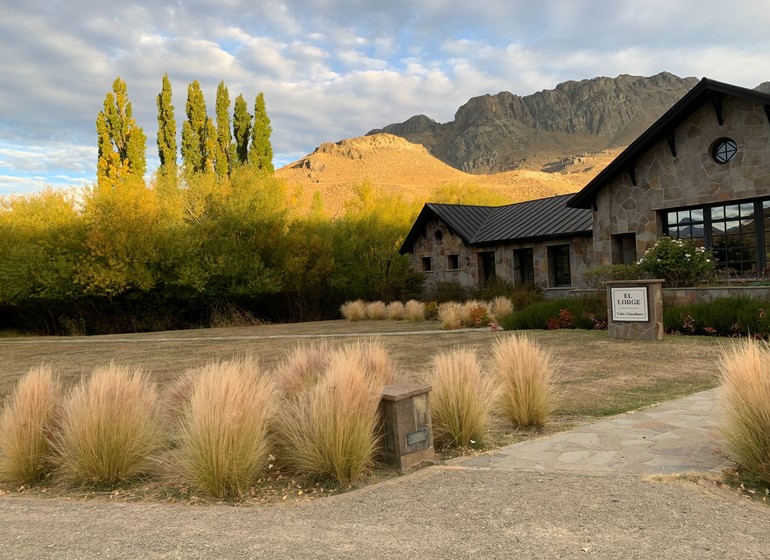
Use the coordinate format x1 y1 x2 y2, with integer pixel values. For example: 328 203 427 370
214 81 233 178
233 94 251 165
181 80 208 174
156 73 177 178
96 77 147 186
248 92 274 173
204 116 218 175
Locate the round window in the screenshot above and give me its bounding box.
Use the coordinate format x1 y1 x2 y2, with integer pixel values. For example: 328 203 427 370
434 229 443 242
711 138 737 164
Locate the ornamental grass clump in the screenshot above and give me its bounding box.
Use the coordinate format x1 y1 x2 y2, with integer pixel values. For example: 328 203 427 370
386 301 405 321
340 299 367 321
365 301 388 320
718 339 770 484
490 335 555 428
53 363 162 487
489 296 514 322
274 348 383 485
404 299 425 321
0 365 61 484
438 302 462 330
174 357 276 499
425 348 496 448
273 342 331 399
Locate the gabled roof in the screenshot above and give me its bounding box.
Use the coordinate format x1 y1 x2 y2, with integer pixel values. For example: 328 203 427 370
399 194 592 254
568 78 770 209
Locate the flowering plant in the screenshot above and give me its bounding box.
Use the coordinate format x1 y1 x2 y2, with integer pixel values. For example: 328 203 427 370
637 237 716 287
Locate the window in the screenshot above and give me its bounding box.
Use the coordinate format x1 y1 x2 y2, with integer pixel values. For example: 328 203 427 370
477 251 496 283
447 254 459 270
513 248 535 286
548 245 571 287
434 229 443 242
712 137 737 164
611 233 637 265
421 257 432 272
663 197 770 276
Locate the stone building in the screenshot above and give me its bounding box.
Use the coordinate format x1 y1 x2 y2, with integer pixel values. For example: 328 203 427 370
569 78 770 276
401 78 770 291
399 194 593 291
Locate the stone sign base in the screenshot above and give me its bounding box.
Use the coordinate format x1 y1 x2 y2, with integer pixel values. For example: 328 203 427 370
605 279 665 341
378 383 434 471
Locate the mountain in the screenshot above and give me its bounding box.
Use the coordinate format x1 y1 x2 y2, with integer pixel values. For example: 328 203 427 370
368 72 701 174
275 134 607 215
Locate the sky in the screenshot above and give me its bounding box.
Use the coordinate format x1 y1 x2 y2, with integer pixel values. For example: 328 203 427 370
2 0 770 196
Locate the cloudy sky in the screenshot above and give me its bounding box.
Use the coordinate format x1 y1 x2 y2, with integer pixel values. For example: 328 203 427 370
2 0 770 195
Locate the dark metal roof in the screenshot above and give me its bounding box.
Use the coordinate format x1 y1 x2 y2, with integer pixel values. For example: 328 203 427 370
472 194 592 245
399 195 592 254
568 78 770 209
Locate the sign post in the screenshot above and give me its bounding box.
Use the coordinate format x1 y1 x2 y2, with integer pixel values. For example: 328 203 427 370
605 280 664 341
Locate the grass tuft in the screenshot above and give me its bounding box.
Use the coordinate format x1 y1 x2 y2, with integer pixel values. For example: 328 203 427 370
365 301 388 320
340 300 367 321
0 365 61 484
274 342 331 399
718 339 770 484
386 301 405 321
404 300 425 321
438 302 462 330
425 348 495 448
489 296 514 322
490 335 555 428
174 357 276 498
274 346 386 485
53 363 162 487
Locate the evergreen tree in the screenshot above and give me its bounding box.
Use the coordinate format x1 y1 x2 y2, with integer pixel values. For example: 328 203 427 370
233 94 251 165
204 116 218 175
181 80 208 174
156 73 177 178
96 77 147 186
248 92 274 173
214 81 233 178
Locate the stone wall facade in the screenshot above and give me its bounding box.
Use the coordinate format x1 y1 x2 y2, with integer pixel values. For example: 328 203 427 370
592 97 770 265
409 217 594 290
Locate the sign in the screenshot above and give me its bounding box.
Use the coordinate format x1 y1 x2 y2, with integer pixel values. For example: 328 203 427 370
611 287 649 322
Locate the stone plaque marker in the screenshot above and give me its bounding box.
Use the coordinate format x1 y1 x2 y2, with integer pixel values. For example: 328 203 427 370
605 279 664 341
378 383 434 471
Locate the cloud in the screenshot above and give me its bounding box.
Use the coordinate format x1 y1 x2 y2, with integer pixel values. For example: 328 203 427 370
3 0 770 194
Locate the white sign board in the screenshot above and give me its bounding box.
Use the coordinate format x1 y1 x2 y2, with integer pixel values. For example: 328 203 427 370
611 287 649 322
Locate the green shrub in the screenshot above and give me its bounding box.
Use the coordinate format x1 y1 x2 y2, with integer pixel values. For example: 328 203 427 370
0 365 61 484
500 295 607 331
509 283 545 311
53 363 162 486
583 263 645 289
470 278 515 301
425 281 468 303
719 339 770 484
425 348 496 449
490 335 555 428
637 237 716 287
664 297 770 337
174 357 276 499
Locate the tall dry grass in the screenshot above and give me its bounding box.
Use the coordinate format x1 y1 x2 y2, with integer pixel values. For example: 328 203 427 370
340 338 398 388
53 363 162 486
386 301 405 321
490 335 555 428
404 300 425 321
340 300 367 321
365 301 388 320
438 302 462 330
173 357 276 498
719 339 770 483
425 348 496 448
0 365 61 484
274 342 331 399
274 349 382 484
489 296 514 322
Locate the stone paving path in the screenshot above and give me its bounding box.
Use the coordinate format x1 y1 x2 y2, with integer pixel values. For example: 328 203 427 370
456 388 733 476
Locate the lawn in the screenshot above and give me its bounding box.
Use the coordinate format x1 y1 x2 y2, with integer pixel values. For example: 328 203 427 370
0 320 724 424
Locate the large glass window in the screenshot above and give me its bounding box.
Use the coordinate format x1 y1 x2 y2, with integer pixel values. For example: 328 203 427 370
513 248 535 286
664 197 769 276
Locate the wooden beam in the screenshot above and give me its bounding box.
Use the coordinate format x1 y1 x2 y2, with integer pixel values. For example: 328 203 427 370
709 91 724 125
665 130 677 157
